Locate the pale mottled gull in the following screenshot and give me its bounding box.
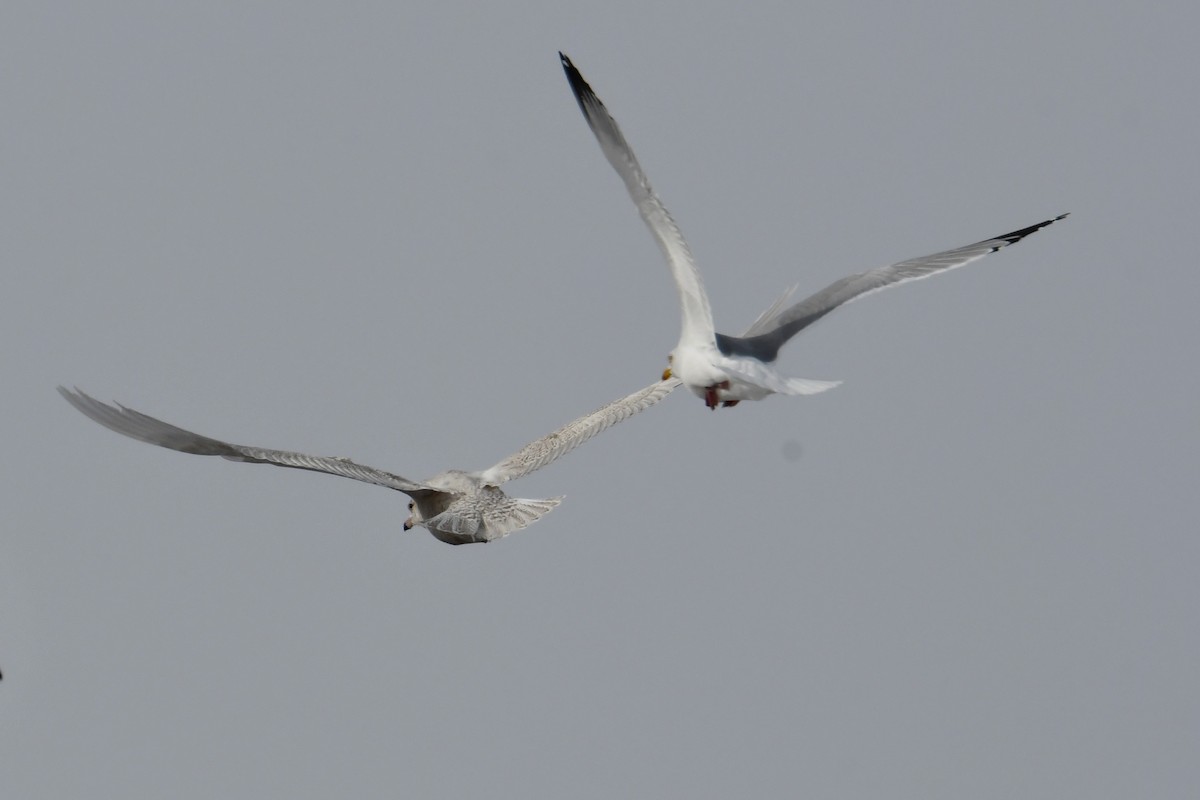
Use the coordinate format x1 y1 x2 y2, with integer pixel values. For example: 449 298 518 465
560 52 1066 410
59 379 679 545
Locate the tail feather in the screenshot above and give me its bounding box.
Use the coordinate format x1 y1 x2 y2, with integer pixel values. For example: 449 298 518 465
482 496 564 540
778 377 842 396
718 357 842 397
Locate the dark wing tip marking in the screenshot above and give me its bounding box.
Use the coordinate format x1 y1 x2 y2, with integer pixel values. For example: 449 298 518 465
559 51 580 83
558 51 600 114
989 212 1070 252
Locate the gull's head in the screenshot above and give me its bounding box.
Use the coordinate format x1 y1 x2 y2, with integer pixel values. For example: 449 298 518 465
662 352 674 381
403 499 421 532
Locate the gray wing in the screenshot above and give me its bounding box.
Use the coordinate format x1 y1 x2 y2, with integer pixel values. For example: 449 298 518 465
58 387 437 496
718 214 1069 362
478 378 680 486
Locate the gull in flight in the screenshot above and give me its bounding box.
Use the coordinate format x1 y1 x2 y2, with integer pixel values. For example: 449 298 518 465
59 380 678 545
559 52 1067 409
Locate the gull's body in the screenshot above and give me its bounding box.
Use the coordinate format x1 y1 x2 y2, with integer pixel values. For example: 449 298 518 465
559 52 1066 409
60 380 678 545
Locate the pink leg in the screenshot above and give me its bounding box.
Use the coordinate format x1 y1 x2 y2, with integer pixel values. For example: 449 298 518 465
704 381 732 410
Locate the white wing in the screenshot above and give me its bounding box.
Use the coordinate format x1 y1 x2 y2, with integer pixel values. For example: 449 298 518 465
479 378 680 486
560 53 715 349
751 214 1069 343
58 387 438 497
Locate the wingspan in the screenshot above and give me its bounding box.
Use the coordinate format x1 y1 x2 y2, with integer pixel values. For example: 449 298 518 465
728 214 1069 362
58 387 437 497
560 53 715 349
479 377 680 486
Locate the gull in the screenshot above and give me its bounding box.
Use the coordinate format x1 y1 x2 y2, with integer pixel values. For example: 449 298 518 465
59 380 678 545
559 52 1067 409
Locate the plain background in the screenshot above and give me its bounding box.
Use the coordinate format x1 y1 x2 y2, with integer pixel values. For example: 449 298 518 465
3 2 1197 798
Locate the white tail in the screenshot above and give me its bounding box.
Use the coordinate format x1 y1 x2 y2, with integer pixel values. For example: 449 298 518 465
779 377 843 396
481 496 564 540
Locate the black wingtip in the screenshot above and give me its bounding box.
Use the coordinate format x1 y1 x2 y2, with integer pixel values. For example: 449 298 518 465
560 52 582 82
558 51 596 115
993 213 1070 249
561 51 580 79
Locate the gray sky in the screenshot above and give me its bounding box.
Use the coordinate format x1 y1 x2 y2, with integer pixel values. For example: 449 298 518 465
3 2 1197 797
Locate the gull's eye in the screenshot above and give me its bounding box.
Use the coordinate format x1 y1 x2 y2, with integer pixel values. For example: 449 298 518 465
408 501 414 511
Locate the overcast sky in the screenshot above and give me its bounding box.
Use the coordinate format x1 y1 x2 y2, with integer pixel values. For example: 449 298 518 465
3 2 1197 798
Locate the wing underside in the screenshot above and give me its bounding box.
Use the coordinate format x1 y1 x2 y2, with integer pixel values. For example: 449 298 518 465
58 387 436 497
560 53 715 348
722 214 1069 362
479 377 680 486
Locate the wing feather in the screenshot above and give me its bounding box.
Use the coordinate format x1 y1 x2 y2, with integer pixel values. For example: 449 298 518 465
479 378 680 486
741 284 798 337
747 214 1069 351
58 387 436 496
560 53 715 348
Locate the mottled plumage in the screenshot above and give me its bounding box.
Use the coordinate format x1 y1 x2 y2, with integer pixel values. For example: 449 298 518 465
59 380 678 544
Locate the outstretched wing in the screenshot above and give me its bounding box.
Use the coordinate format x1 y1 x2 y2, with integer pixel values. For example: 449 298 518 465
560 53 715 349
724 214 1069 362
58 387 437 497
479 378 680 486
